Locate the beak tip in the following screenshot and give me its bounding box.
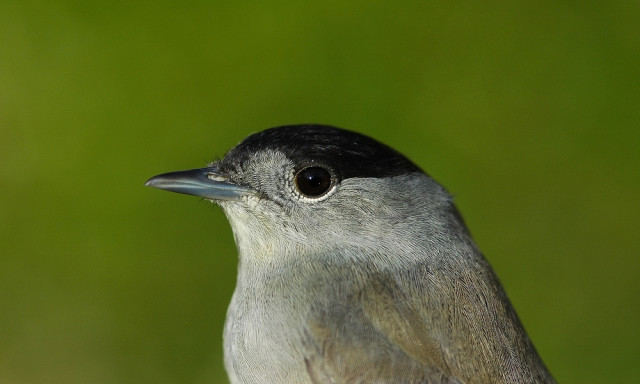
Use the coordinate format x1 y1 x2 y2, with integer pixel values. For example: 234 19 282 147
144 176 159 188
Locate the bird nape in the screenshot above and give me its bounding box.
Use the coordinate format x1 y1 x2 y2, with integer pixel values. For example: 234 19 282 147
146 124 555 384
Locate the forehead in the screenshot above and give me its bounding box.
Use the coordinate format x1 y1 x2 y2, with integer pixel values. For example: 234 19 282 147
220 125 422 179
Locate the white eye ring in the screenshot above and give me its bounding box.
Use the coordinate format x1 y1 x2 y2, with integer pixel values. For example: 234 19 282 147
287 167 337 203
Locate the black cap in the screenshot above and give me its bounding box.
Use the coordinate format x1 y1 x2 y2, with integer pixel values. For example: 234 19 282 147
219 124 422 180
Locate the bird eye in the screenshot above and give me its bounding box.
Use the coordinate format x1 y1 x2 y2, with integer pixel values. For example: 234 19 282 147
294 167 333 198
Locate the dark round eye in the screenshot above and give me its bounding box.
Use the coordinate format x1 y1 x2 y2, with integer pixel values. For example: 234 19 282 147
295 167 333 198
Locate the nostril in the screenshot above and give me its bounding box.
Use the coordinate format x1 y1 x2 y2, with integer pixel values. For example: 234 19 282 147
208 173 228 182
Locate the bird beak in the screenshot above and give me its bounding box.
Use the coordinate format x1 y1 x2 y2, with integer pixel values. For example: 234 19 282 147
145 166 254 202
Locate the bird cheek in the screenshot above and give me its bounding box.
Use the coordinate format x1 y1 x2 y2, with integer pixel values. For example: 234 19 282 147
241 194 264 209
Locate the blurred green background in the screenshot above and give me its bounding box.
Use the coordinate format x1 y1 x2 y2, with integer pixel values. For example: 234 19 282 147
1 1 638 383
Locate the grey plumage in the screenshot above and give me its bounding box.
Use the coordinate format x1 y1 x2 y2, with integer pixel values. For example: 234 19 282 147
146 125 555 384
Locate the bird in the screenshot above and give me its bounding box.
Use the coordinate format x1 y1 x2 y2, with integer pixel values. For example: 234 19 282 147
145 124 555 384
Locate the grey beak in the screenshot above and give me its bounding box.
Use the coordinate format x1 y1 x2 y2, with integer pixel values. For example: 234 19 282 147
145 167 253 201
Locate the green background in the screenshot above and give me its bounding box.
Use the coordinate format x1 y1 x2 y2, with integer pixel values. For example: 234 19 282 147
1 1 638 383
